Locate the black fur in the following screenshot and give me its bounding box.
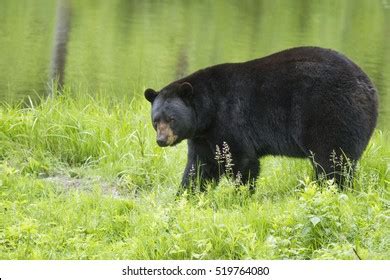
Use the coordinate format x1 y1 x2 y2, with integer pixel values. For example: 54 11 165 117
145 46 378 191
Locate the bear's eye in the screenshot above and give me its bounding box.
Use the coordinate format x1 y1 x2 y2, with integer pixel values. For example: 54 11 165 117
168 117 175 123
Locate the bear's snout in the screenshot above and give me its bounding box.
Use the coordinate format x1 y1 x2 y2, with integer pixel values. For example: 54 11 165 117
156 122 178 147
157 138 168 147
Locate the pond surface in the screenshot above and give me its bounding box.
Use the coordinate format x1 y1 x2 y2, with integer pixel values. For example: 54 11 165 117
0 0 389 128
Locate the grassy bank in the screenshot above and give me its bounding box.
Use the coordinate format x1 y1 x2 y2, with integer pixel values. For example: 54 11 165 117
0 91 389 259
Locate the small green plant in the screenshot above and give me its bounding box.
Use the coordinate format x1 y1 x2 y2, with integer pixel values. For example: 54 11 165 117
214 141 244 185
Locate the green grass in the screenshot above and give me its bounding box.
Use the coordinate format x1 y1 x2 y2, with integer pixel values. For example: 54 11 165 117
0 90 389 259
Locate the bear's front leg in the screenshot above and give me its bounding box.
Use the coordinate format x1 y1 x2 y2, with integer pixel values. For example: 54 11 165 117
180 160 219 193
233 158 260 193
178 140 220 194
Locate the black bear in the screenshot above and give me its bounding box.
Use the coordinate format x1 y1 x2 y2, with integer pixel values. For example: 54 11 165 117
145 46 378 191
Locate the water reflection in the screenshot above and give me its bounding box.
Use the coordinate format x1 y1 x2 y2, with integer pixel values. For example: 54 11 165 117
50 0 71 89
0 0 388 128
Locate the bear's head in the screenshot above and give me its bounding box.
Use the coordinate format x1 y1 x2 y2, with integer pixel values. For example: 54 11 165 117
144 82 195 147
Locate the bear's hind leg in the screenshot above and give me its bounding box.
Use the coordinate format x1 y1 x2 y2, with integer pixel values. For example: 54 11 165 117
310 150 356 189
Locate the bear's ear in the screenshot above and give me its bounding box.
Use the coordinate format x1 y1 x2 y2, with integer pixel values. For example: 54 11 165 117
144 88 158 103
179 82 193 98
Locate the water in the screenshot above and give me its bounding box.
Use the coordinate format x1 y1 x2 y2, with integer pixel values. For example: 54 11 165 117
0 0 389 128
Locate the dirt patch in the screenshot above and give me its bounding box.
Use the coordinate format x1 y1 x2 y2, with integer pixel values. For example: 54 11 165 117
43 174 122 198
